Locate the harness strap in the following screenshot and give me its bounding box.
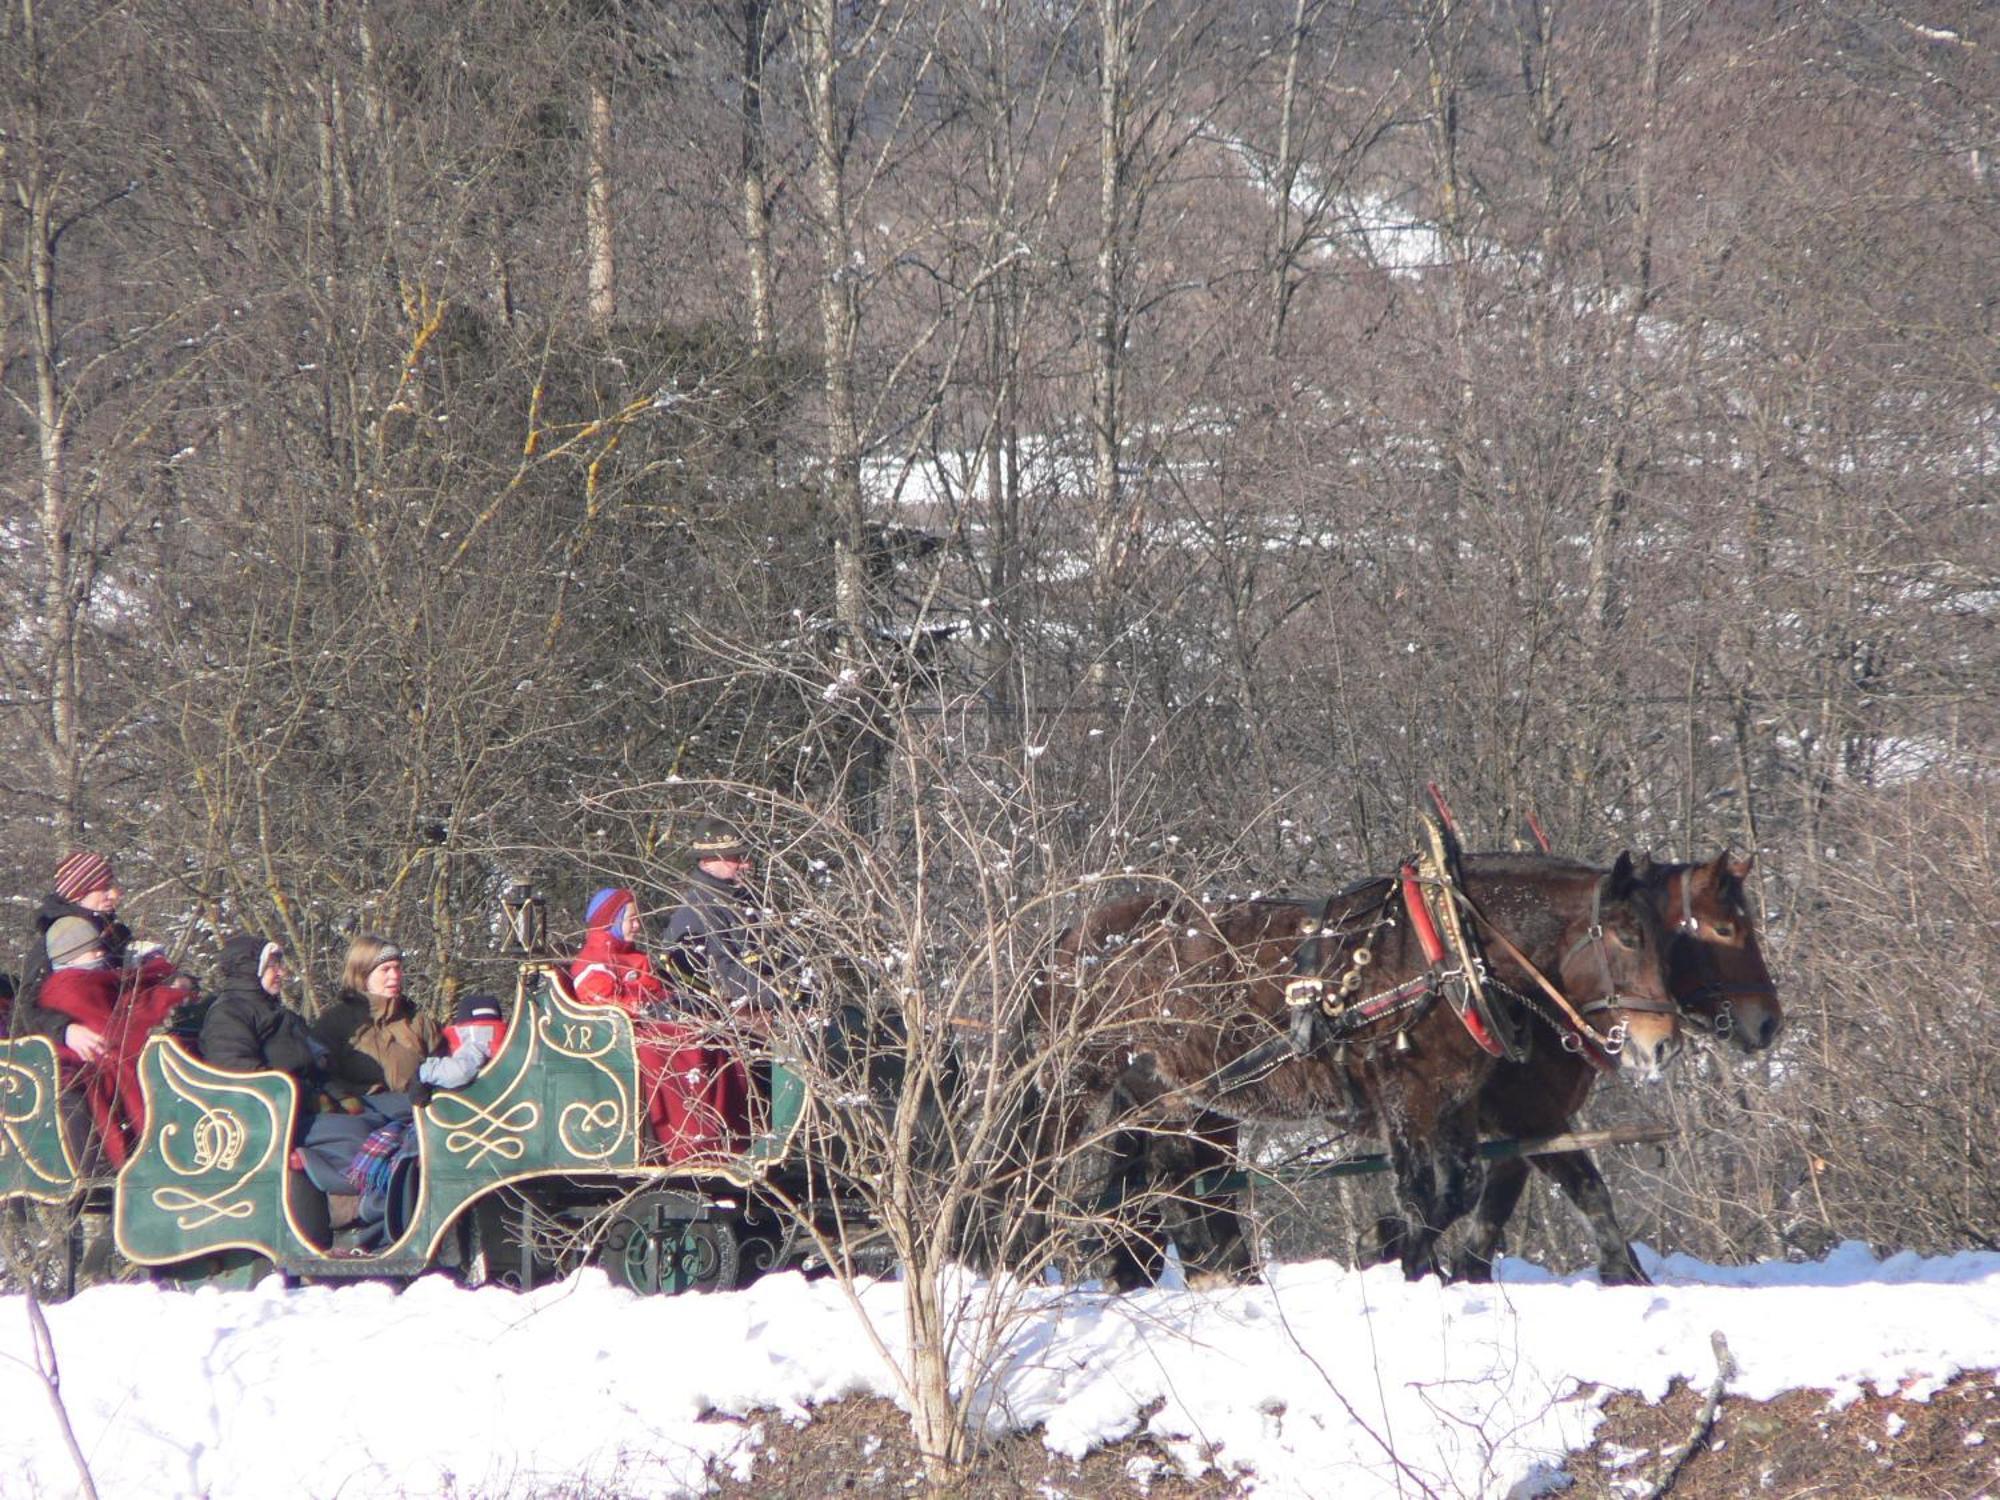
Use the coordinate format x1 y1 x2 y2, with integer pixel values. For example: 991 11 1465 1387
1208 1031 1300 1095
1421 813 1529 1060
1401 864 1448 966
1401 862 1504 1058
1215 968 1443 1097
1682 979 1778 1001
1457 900 1619 1074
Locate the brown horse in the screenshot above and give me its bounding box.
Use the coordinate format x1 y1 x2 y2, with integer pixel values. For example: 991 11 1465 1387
1026 852 1682 1286
1450 851 1781 1285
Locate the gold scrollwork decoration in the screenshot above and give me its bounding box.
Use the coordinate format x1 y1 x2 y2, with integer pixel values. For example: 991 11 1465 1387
150 1047 282 1233
0 1056 66 1186
1 1057 48 1124
536 1003 635 1160
192 1108 249 1173
151 1185 259 1231
557 1098 628 1161
436 1098 539 1167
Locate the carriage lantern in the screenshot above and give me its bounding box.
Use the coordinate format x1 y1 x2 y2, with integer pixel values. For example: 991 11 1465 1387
501 882 547 956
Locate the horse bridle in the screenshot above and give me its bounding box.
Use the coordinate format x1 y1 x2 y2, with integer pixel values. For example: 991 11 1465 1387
1668 873 1778 1040
1540 878 1678 1058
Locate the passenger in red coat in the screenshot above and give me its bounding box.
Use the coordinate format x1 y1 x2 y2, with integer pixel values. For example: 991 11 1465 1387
38 918 195 1167
570 888 747 1161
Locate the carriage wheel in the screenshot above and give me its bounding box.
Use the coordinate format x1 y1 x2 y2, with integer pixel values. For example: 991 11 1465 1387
601 1191 741 1296
734 1197 798 1284
2 1201 82 1300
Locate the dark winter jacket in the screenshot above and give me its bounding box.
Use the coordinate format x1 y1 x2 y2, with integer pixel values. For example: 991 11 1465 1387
198 933 335 1092
10 894 133 1043
665 868 790 1011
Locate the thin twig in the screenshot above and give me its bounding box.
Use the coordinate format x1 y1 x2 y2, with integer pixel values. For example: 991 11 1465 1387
1634 1330 1736 1500
25 1282 101 1500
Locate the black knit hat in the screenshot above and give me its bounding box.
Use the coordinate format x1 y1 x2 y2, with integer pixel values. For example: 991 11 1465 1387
454 991 505 1025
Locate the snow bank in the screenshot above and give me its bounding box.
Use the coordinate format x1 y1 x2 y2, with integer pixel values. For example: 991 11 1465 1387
3 1242 1997 1498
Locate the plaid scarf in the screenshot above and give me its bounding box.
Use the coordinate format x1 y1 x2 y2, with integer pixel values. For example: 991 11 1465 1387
343 1120 412 1198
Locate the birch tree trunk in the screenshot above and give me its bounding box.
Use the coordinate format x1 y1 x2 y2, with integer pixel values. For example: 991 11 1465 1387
1266 0 1310 356
799 0 867 645
1088 0 1133 685
587 79 617 332
8 0 83 836
796 0 880 821
739 0 776 356
1416 0 1473 594
1582 0 1666 644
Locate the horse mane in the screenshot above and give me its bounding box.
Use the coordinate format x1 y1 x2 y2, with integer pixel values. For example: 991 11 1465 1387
1459 850 1600 881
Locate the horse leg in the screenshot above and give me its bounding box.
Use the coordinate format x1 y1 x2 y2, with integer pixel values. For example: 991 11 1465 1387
1162 1112 1258 1288
1381 1134 1447 1280
1533 1149 1649 1286
1383 1110 1485 1282
986 1075 1093 1278
1431 1114 1487 1263
1466 1048 1598 1280
1452 1157 1530 1283
1095 1124 1170 1291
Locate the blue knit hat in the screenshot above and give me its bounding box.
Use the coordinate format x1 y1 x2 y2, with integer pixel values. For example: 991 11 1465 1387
585 888 628 926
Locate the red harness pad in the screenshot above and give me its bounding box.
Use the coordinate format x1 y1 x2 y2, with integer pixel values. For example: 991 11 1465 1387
1400 864 1505 1058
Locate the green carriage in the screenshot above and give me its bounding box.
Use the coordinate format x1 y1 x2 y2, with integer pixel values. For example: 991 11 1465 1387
0 1036 82 1206
114 964 812 1292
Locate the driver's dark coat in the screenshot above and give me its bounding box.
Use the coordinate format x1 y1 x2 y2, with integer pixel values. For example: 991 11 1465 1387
665 867 787 1010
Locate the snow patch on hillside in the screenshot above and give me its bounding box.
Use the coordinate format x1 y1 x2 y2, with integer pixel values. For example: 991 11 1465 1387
4 1241 1998 1497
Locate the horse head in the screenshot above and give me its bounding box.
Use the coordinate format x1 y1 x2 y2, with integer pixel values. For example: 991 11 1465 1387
1556 851 1683 1082
1656 851 1782 1052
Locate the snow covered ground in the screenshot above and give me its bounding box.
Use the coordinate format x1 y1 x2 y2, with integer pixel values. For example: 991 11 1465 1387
4 1242 1998 1498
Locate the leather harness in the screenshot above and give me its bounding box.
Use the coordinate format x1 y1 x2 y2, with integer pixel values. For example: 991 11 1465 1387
1211 839 1661 1096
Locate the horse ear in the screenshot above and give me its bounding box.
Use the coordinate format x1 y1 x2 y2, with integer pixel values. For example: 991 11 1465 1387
1629 850 1657 882
1726 850 1755 879
1607 850 1636 894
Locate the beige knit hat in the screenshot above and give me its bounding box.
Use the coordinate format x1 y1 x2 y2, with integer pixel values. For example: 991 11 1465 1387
45 915 105 967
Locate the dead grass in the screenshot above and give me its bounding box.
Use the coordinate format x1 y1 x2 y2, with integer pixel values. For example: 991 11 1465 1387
704 1395 1242 1498
1566 1370 2000 1500
690 1372 2000 1499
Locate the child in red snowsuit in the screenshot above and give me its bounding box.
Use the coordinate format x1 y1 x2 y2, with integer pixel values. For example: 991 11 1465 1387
38 917 195 1167
569 888 747 1161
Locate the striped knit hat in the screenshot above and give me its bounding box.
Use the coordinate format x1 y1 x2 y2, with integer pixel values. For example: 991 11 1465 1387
53 851 115 902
